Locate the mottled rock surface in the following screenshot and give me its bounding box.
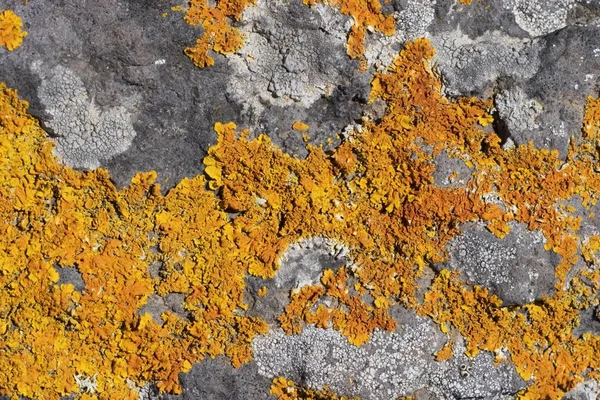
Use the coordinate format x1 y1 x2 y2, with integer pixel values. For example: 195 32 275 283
2 0 600 399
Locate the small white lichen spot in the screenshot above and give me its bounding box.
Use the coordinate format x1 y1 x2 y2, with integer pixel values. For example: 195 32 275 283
74 374 98 394
154 59 166 65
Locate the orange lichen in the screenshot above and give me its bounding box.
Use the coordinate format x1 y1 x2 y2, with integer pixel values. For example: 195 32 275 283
2 37 600 399
270 377 359 400
302 0 395 62
292 121 310 132
183 0 255 67
0 9 27 51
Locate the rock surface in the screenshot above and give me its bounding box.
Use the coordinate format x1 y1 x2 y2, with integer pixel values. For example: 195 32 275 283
2 0 600 399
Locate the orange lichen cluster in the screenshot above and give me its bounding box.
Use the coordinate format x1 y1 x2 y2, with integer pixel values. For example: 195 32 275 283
270 377 359 400
278 267 396 345
183 0 256 67
0 9 27 51
2 37 600 399
302 0 395 63
0 85 268 397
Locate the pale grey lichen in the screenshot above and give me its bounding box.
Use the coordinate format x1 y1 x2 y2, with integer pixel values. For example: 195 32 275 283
509 0 574 37
32 63 137 170
252 312 525 399
227 0 351 116
495 87 544 133
444 222 558 305
363 0 436 69
564 379 600 400
430 28 541 97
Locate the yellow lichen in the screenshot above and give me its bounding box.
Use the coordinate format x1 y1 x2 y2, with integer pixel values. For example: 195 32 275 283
0 9 27 51
1 37 600 400
270 377 359 400
183 0 255 67
292 121 310 132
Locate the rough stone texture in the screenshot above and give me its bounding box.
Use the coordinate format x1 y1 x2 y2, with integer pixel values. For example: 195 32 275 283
160 357 272 400
441 222 559 305
56 266 85 292
3 0 600 398
252 308 525 400
432 150 473 188
564 379 600 400
1 0 237 190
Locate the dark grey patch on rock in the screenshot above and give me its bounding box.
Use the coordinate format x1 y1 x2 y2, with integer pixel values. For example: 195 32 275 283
255 77 372 158
440 222 559 305
423 0 600 156
138 293 188 325
432 150 473 188
56 266 85 292
573 306 600 338
138 294 169 325
517 23 600 157
2 0 241 190
159 356 272 400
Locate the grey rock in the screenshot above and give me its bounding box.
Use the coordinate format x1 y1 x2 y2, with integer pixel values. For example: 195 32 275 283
441 222 559 305
2 0 237 190
56 266 85 292
432 150 473 188
564 379 600 400
160 357 272 400
228 0 374 158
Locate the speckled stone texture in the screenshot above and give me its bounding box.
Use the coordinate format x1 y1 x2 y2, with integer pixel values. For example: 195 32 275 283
2 0 600 398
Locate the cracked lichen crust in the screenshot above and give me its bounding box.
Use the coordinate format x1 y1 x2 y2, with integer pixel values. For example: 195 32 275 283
252 314 525 399
226 0 352 111
275 237 350 290
495 86 544 138
33 64 137 169
430 28 541 97
443 222 559 305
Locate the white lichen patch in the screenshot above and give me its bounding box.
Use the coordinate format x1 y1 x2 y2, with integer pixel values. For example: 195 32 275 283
74 374 98 394
509 0 574 37
252 317 524 399
446 222 557 305
495 86 544 132
364 0 436 70
32 63 137 170
227 0 351 116
430 27 541 96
